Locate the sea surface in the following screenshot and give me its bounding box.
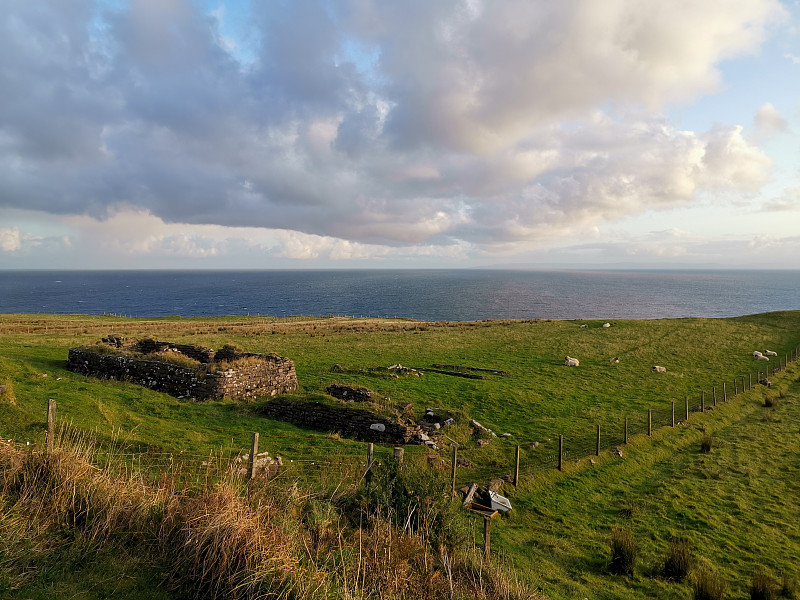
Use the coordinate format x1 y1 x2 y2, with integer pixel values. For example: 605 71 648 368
1 269 798 321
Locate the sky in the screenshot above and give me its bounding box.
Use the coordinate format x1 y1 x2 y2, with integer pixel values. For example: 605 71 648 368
1 0 799 270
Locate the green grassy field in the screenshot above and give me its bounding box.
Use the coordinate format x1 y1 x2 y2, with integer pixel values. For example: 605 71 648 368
1 312 799 599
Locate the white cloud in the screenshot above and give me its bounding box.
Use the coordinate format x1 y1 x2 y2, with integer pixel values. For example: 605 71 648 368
0 0 788 261
0 227 21 251
754 102 788 132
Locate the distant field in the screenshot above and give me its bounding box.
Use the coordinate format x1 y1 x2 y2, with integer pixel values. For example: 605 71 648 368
2 312 800 598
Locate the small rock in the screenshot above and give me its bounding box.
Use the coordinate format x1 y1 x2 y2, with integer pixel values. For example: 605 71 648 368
500 432 511 438
432 422 441 430
370 423 386 432
612 447 623 457
444 417 455 426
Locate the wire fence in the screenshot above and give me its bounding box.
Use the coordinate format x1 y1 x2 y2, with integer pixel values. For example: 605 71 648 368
4 347 798 494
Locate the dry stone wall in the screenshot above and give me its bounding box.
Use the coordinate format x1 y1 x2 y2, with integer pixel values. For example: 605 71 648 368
67 340 298 401
260 398 422 444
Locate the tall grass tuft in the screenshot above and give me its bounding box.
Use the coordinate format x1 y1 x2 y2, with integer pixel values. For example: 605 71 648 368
692 562 727 600
609 526 637 576
751 566 776 600
663 536 693 581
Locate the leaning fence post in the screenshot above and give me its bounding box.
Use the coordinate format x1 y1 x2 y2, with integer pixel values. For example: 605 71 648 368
249 432 259 480
513 445 521 487
451 445 458 496
671 401 675 427
596 425 601 456
648 409 652 436
46 399 56 454
558 435 564 471
483 517 492 559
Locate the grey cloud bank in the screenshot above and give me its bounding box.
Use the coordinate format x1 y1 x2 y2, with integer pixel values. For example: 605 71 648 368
0 0 796 268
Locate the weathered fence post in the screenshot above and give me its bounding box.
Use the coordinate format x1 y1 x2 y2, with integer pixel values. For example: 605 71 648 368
365 442 375 483
648 409 652 437
46 399 56 454
513 445 521 487
749 373 752 390
484 517 492 559
723 382 727 402
685 396 689 421
712 386 717 406
734 378 738 395
393 447 404 463
742 376 746 392
451 445 457 496
671 401 675 427
596 425 601 456
249 432 259 480
701 392 705 414
624 417 628 444
558 435 563 471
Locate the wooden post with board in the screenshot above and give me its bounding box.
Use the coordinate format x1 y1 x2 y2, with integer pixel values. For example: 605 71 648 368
46 399 56 454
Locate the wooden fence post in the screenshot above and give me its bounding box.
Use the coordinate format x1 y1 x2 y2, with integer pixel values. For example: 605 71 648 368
685 396 689 421
513 445 521 487
712 386 717 406
624 417 628 444
749 373 752 390
366 442 375 483
596 425 601 456
451 445 457 496
484 517 492 559
723 381 727 402
671 401 675 427
701 392 705 414
393 447 404 463
46 399 56 454
734 378 738 395
558 435 563 471
249 432 259 480
742 376 746 392
648 409 652 436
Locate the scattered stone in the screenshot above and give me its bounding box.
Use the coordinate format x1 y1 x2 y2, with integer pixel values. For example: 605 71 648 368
369 423 386 432
444 417 455 426
326 384 373 403
432 422 441 430
612 447 623 457
500 432 512 438
471 419 497 437
418 432 431 442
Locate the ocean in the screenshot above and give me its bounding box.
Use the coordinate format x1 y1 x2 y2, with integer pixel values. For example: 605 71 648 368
0 269 798 321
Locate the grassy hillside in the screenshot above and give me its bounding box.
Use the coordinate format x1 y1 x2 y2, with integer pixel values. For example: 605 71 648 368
1 312 800 599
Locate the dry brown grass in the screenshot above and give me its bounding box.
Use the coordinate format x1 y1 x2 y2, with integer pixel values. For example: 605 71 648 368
0 429 540 599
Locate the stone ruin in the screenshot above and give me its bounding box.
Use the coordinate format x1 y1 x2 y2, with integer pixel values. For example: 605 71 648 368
67 335 298 401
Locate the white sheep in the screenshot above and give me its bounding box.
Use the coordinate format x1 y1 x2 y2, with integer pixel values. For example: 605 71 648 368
753 351 764 358
602 322 611 328
764 350 777 356
580 324 588 329
564 356 580 367
652 365 667 373
756 354 769 361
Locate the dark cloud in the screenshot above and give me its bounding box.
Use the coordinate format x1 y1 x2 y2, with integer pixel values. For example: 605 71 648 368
0 0 784 251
